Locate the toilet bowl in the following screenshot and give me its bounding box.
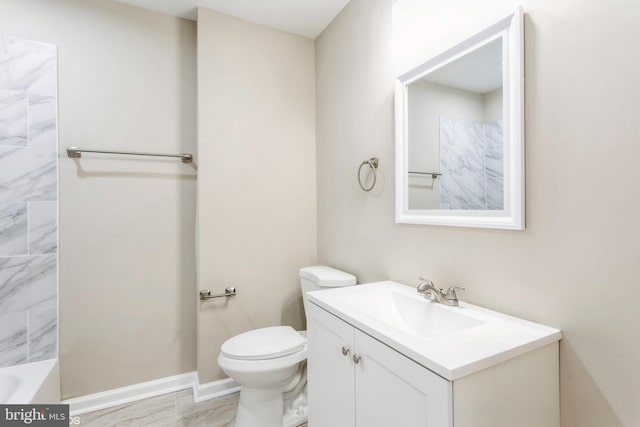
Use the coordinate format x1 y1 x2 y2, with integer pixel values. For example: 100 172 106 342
218 266 357 427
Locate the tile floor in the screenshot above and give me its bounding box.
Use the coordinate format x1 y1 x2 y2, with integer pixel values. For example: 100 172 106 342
76 389 308 426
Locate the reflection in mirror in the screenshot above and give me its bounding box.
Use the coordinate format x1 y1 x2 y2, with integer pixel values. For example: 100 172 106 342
407 38 503 210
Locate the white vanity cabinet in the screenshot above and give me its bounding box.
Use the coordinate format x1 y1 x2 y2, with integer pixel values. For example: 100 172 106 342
307 297 560 427
307 302 451 427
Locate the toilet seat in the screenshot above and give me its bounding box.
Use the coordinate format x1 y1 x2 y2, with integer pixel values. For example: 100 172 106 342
221 326 306 360
218 346 307 375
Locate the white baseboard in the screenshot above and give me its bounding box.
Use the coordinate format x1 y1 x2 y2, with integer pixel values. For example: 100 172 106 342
64 372 197 416
193 378 241 403
63 372 241 416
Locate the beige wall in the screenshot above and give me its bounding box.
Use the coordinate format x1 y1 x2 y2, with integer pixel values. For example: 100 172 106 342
0 0 197 398
196 8 316 382
483 88 503 122
316 0 640 426
408 81 484 209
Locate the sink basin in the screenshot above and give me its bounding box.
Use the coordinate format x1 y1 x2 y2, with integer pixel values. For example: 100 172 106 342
342 288 484 338
307 281 561 380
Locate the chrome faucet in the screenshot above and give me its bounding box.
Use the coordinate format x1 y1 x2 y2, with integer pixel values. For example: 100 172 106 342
416 278 465 306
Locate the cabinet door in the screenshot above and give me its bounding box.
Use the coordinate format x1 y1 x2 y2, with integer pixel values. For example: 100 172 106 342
307 303 356 427
354 330 453 427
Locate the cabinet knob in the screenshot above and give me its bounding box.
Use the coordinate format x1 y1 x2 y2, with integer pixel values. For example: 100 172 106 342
353 354 361 364
341 346 350 356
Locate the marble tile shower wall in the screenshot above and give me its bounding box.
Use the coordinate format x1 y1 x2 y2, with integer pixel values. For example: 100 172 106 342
439 118 503 210
0 35 58 368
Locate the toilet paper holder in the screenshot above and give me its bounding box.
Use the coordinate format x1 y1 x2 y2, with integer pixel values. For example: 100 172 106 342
200 287 237 300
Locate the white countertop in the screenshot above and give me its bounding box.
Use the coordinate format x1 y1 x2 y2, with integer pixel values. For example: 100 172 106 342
307 281 562 381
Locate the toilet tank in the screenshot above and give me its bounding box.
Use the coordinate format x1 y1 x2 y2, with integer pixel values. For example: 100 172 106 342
299 266 357 323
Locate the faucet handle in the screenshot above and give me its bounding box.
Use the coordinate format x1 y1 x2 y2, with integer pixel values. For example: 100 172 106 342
444 286 465 306
417 277 434 293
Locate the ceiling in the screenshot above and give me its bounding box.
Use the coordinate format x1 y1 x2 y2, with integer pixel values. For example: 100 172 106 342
420 38 503 94
111 0 350 39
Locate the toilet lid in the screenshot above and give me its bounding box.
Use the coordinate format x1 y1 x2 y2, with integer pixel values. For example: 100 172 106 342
221 326 306 360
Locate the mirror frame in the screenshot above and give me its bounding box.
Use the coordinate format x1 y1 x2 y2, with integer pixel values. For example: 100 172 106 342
395 9 524 230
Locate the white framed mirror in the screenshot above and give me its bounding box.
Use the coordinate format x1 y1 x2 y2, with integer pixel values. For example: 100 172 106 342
395 9 524 230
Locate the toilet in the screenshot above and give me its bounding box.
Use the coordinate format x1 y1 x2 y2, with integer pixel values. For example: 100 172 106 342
217 266 357 427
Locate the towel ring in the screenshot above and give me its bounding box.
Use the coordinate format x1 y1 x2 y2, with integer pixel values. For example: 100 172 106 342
358 157 379 192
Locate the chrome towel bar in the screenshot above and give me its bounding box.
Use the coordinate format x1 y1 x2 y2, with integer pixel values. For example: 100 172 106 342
200 287 237 300
409 171 442 179
66 146 193 163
